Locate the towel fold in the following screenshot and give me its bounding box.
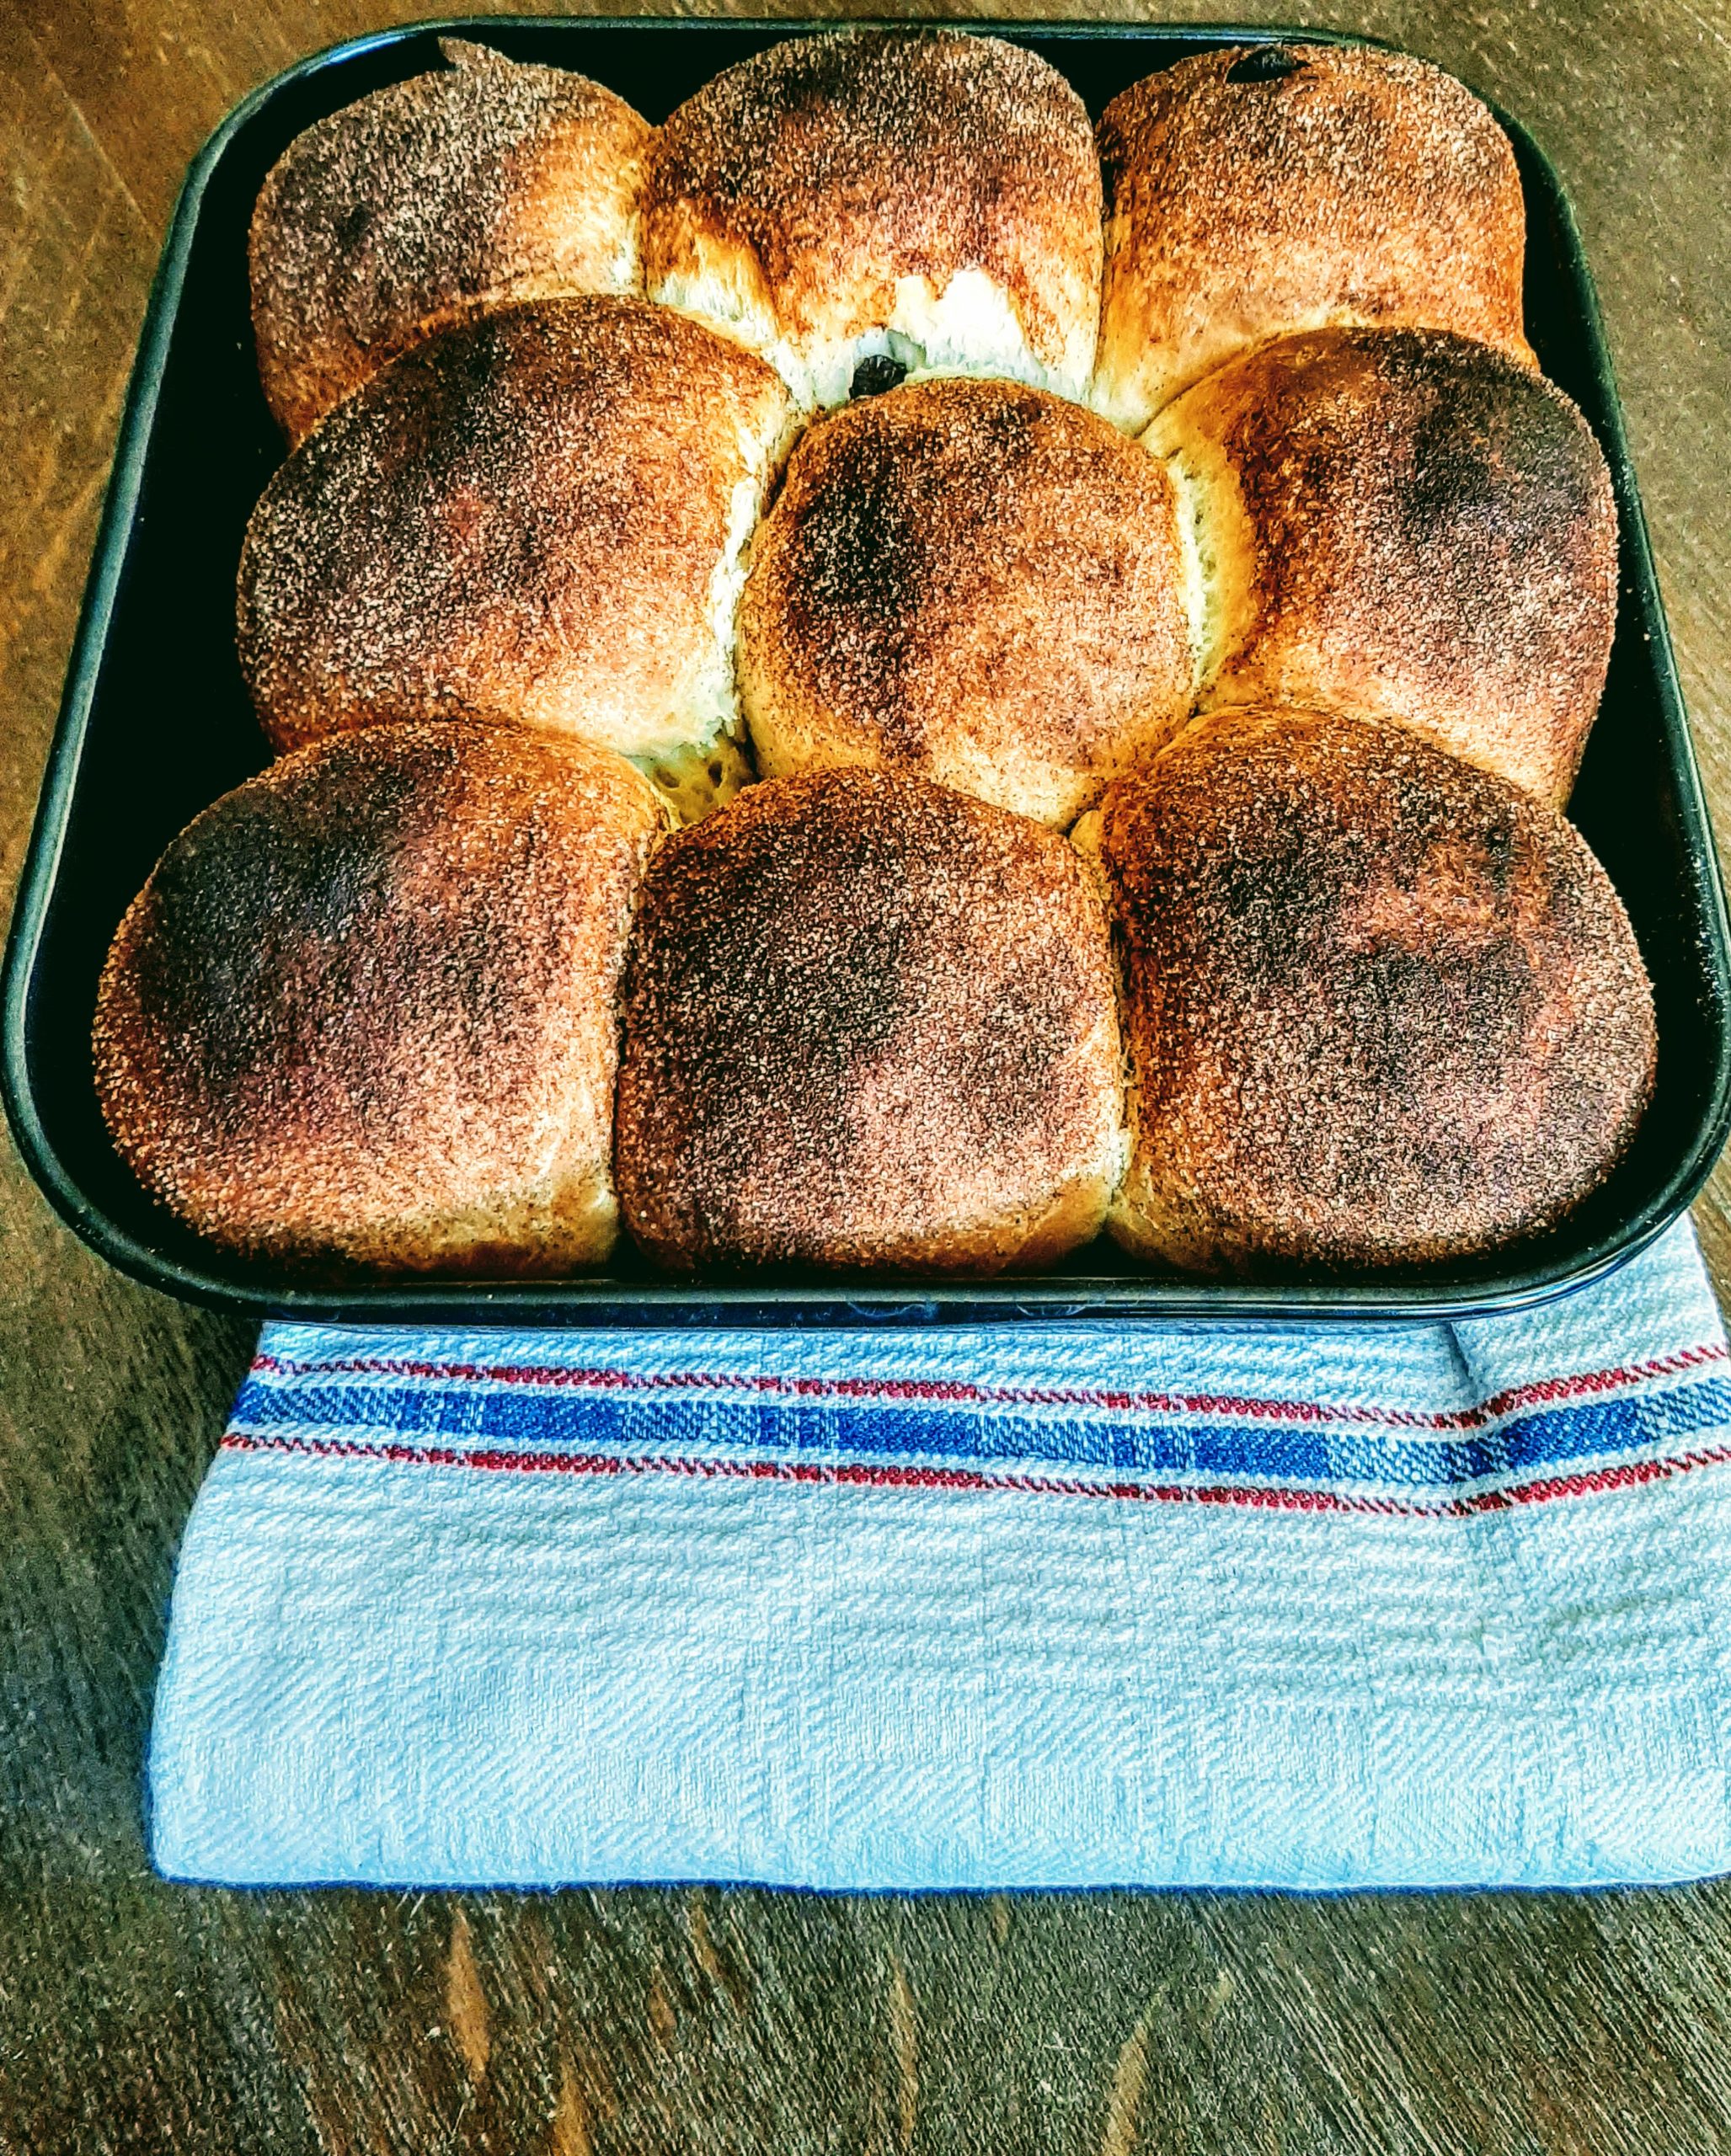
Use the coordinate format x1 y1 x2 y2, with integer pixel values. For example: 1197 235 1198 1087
149 1219 1731 1891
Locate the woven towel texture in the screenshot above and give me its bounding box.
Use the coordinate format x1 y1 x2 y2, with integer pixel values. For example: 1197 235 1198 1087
149 1220 1731 1891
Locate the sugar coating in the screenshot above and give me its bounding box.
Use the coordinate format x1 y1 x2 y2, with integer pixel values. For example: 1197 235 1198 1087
616 768 1126 1273
1094 42 1532 432
1099 708 1656 1274
250 40 650 443
644 28 1102 406
1148 326 1619 807
93 723 669 1273
237 296 795 767
740 376 1197 828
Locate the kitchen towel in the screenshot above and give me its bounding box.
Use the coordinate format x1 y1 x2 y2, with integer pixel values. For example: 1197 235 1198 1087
149 1218 1731 1891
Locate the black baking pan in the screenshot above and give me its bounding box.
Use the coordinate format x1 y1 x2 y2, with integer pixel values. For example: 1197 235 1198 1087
5 17 1728 1326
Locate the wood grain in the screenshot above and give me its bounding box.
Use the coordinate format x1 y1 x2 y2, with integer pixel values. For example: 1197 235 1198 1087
3 3 1731 2150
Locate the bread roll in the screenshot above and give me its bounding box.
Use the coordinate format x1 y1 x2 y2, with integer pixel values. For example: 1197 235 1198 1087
93 723 668 1275
1149 327 1617 806
1098 709 1655 1274
237 296 795 793
738 377 1196 828
615 768 1125 1273
251 40 649 446
1094 42 1533 433
643 28 1102 408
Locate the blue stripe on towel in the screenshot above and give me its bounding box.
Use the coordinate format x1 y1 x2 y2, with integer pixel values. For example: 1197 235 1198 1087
227 1368 1731 1500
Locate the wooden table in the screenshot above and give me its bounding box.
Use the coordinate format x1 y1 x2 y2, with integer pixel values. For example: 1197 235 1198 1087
4 3 1731 2147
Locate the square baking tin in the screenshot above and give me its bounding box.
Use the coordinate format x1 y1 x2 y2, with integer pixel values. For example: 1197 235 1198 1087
6 17 1728 1325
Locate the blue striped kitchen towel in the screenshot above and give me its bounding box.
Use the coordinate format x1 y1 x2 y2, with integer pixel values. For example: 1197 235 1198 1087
149 1217 1731 1892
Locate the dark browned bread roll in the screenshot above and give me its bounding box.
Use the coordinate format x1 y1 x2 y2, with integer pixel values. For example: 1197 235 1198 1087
93 723 668 1274
236 296 794 812
643 28 1102 407
1096 709 1655 1273
738 377 1196 828
1148 328 1618 806
1094 42 1533 433
250 40 650 446
615 768 1125 1273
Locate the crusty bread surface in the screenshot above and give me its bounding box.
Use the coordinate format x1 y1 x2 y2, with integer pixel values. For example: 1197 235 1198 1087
643 28 1103 406
93 722 669 1275
1094 42 1533 432
614 767 1126 1273
1149 326 1618 806
739 376 1197 827
208 37 1654 1292
251 40 650 445
1098 708 1655 1273
237 295 796 775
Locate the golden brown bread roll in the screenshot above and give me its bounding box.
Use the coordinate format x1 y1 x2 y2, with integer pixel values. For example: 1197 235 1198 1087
737 377 1197 828
93 723 668 1275
1098 709 1655 1274
643 28 1102 408
250 40 650 446
237 296 795 801
1148 327 1618 807
615 768 1125 1273
1093 42 1534 433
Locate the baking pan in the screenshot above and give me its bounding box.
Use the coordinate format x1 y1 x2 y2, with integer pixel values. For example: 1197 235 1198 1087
5 17 1728 1325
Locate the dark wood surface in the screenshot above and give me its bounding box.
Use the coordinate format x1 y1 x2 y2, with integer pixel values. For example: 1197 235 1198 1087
4 3 1731 2148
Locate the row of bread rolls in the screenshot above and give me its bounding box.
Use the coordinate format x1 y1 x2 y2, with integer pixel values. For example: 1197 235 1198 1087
93 722 1654 1279
236 306 1616 830
252 31 1531 439
238 32 1616 827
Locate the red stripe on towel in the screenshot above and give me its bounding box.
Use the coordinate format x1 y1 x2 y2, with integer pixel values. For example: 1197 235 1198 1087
218 1428 1731 1518
248 1340 1730 1437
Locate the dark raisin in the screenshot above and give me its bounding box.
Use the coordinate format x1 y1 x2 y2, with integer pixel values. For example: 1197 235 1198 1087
850 355 909 398
1224 45 1306 84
